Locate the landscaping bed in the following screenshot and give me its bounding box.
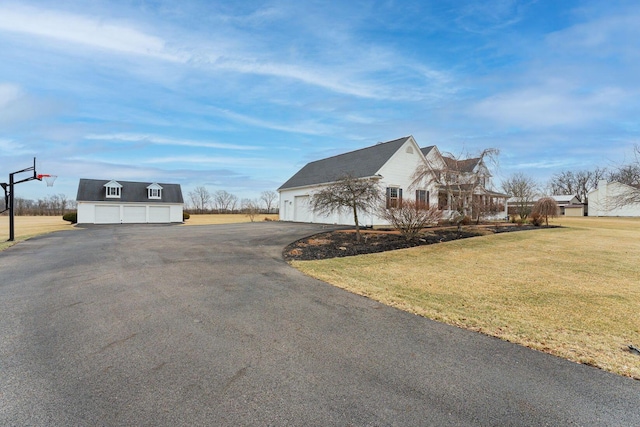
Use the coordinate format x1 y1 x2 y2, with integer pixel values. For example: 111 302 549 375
284 224 555 261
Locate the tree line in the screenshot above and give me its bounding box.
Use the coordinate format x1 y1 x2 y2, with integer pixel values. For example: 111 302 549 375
0 194 76 216
186 188 279 215
502 145 640 219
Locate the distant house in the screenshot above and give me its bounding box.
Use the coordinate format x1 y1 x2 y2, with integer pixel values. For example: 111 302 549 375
588 180 640 217
76 179 184 224
507 194 584 217
549 195 582 215
277 136 508 226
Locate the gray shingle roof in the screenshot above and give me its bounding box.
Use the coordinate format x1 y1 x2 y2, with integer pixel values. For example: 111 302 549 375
420 146 435 156
278 136 411 190
76 179 184 203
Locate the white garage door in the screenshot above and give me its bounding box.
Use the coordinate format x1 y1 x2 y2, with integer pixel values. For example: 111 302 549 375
95 205 120 224
294 195 311 222
123 206 146 223
149 206 170 223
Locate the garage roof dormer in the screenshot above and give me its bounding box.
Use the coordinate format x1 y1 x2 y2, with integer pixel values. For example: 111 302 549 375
147 183 163 200
104 180 123 198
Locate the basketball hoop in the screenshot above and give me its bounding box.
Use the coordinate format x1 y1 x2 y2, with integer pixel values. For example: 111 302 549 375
37 174 57 187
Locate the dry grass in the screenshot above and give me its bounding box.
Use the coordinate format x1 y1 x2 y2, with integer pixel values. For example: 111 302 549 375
0 216 75 251
292 216 640 379
183 213 279 225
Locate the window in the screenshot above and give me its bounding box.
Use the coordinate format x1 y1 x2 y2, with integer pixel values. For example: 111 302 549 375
104 180 122 198
107 186 120 197
416 190 429 208
406 146 414 154
386 187 402 208
147 184 163 200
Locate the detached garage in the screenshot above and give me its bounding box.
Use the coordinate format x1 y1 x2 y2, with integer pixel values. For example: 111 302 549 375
76 179 184 224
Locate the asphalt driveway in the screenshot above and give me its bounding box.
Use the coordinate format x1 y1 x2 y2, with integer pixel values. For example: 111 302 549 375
1 222 638 426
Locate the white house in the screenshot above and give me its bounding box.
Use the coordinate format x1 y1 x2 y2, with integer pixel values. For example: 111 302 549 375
76 179 184 224
588 180 640 217
277 136 508 226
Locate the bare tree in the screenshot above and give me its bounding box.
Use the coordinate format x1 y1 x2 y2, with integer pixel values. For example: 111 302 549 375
188 186 211 214
532 197 559 226
310 174 382 242
606 145 640 207
242 199 261 222
260 190 278 214
502 172 539 219
607 164 640 187
212 190 237 213
547 168 605 203
378 200 442 240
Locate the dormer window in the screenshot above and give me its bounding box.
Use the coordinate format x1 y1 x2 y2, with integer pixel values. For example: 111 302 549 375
104 180 122 198
147 183 163 200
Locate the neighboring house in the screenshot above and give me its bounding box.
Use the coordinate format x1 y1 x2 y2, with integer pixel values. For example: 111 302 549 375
76 179 184 224
277 136 508 226
549 195 582 215
507 194 584 217
588 180 640 217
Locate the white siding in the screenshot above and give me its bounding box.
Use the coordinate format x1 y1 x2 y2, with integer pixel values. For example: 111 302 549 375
589 181 640 217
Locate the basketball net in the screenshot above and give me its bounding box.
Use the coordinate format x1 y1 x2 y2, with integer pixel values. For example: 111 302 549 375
37 174 58 187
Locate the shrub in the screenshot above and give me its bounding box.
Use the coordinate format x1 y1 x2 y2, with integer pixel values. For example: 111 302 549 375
529 212 544 226
378 201 442 241
62 212 77 224
460 215 472 226
183 212 190 221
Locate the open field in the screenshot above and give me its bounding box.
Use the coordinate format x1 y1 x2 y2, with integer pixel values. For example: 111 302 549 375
0 216 74 251
292 216 640 379
183 213 278 225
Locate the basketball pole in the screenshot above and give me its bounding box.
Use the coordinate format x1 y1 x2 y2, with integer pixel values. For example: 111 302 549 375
1 157 41 242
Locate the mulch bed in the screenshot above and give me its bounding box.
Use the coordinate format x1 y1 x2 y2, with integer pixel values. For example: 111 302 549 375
283 224 558 261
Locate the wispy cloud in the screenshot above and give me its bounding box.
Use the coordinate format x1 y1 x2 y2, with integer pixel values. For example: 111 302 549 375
206 107 336 135
85 133 261 150
142 155 275 169
452 0 530 34
0 4 452 102
0 138 32 155
469 84 629 128
0 4 187 62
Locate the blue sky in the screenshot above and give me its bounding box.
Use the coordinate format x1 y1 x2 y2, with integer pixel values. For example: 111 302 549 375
1 0 639 204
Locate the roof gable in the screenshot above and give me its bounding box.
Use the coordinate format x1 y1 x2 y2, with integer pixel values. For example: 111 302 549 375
550 194 581 204
104 179 123 188
77 179 183 203
278 136 413 190
442 156 481 173
420 146 435 156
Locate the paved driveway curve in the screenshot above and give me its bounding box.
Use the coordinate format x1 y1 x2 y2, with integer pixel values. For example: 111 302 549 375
1 222 638 426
